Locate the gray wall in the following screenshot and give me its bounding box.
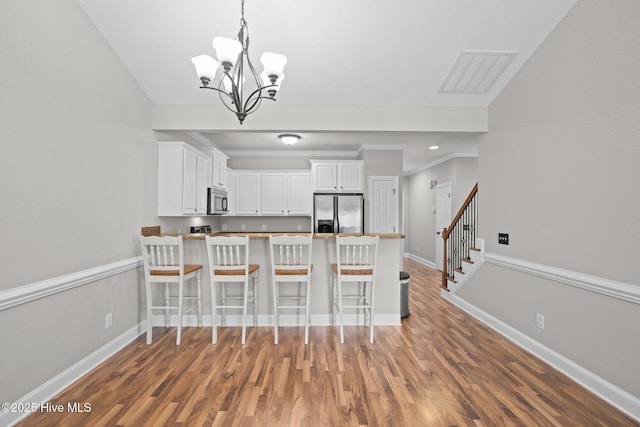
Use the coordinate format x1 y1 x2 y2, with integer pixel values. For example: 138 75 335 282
0 0 155 403
458 0 640 398
404 155 478 263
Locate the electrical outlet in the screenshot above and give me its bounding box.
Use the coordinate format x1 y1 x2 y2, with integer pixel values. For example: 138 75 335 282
297 224 302 231
222 224 228 231
241 224 246 231
498 233 509 245
105 313 113 329
262 224 267 231
536 313 544 329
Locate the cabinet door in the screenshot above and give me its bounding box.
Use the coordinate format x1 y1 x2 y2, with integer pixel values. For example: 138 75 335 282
338 163 363 192
195 155 209 215
211 151 228 189
287 173 311 215
313 163 337 191
261 173 286 215
235 173 261 215
182 149 198 215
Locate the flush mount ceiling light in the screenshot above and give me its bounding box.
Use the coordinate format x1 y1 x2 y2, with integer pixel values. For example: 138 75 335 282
279 134 300 145
191 0 287 125
429 145 439 150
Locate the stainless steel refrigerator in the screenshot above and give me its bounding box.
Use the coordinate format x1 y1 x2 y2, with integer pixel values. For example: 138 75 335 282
314 193 364 233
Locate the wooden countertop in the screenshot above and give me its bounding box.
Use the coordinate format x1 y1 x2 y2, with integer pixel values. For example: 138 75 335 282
161 232 404 241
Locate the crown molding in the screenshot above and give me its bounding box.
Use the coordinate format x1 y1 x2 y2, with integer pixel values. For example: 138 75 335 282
404 152 478 176
224 150 360 158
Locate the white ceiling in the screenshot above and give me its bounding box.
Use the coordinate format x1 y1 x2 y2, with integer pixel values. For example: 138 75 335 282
76 0 576 173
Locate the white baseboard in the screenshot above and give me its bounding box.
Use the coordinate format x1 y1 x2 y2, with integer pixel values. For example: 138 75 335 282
405 253 437 269
441 291 640 422
0 321 146 427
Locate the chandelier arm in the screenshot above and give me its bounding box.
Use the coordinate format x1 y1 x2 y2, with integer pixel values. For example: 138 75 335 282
198 87 243 116
241 53 267 114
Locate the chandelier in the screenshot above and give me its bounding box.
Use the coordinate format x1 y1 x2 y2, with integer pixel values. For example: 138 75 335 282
191 0 287 125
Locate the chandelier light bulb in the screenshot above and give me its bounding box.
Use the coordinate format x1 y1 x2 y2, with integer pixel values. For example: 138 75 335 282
191 55 220 86
260 52 287 83
212 37 242 71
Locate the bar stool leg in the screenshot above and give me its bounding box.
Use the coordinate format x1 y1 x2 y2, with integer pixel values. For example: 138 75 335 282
253 271 259 327
337 276 345 344
211 279 218 344
176 280 184 345
164 283 170 328
197 272 203 328
146 281 153 345
305 276 311 345
221 282 227 327
273 276 279 345
241 277 249 345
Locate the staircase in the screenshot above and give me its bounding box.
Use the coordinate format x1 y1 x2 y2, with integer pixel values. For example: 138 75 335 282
442 183 483 293
445 238 484 293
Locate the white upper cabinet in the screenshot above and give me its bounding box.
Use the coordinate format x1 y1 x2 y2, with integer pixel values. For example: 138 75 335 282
312 163 337 191
210 148 229 189
310 160 364 192
234 172 261 215
196 155 208 215
338 162 364 192
157 141 210 216
260 172 311 215
287 173 311 214
261 173 287 215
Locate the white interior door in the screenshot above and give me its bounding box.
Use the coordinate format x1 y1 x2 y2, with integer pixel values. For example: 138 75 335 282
369 176 398 233
435 182 452 271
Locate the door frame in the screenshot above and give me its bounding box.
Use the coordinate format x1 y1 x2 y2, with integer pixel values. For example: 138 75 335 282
435 181 452 271
368 176 399 233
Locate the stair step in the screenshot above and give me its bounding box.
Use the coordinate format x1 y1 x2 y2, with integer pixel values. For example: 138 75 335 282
470 247 481 252
454 268 464 274
461 257 473 264
446 275 457 283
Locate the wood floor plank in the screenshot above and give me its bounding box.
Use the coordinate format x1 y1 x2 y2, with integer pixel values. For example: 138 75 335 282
15 258 639 426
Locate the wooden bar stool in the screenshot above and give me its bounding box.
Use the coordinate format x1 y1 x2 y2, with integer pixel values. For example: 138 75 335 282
331 235 379 344
269 235 313 344
139 235 203 345
205 235 259 345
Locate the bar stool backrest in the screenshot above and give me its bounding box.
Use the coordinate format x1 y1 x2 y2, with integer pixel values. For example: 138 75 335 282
205 235 251 279
335 235 379 278
270 235 313 275
140 236 184 280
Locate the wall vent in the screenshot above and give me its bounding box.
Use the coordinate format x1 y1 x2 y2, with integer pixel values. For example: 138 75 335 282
439 51 517 94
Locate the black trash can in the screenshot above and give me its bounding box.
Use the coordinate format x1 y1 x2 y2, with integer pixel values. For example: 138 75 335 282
400 271 410 318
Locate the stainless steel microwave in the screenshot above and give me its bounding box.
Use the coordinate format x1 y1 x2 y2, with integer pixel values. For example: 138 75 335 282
207 187 228 215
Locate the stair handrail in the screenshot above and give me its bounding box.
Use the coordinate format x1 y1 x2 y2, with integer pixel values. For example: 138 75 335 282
442 183 478 290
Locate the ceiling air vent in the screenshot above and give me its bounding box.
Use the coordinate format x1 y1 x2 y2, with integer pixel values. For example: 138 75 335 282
439 51 517 94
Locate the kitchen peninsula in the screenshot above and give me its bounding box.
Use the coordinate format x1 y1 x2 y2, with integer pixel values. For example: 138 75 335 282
145 230 405 328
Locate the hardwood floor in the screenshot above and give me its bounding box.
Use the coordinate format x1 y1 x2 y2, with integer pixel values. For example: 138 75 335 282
18 258 638 426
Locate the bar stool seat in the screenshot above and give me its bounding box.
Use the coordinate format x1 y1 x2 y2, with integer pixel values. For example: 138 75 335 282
139 236 203 345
